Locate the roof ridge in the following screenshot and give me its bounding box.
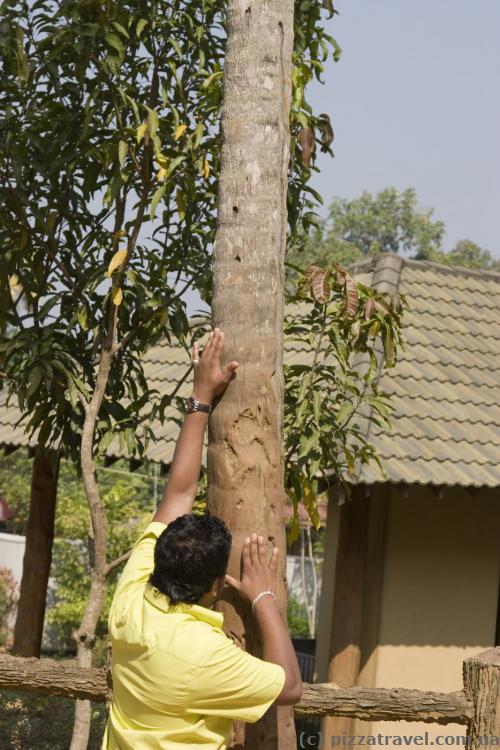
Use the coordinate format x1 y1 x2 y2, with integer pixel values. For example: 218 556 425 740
404 256 500 281
350 251 500 282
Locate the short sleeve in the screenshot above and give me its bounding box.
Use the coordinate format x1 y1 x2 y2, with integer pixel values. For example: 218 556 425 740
113 520 167 597
185 632 286 723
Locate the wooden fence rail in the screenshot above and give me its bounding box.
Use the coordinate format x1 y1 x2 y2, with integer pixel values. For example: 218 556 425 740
0 647 499 748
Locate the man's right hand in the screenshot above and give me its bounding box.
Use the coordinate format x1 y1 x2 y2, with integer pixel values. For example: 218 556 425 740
225 532 279 605
225 532 303 706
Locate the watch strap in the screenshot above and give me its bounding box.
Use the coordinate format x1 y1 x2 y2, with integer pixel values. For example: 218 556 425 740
186 396 212 415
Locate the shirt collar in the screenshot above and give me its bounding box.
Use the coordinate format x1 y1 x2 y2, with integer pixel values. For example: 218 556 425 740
144 584 224 629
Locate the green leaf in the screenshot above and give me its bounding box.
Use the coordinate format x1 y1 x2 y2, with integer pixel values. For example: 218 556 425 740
336 402 354 425
76 306 88 331
27 366 43 397
201 70 223 90
365 396 391 423
105 33 124 56
366 350 378 382
168 35 183 59
383 327 395 366
192 122 204 149
112 21 129 38
136 18 148 38
313 390 321 424
118 140 128 169
150 185 166 220
344 447 355 476
299 429 319 458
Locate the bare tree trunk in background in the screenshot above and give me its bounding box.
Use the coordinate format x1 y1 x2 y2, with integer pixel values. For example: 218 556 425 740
208 1 295 748
12 446 60 657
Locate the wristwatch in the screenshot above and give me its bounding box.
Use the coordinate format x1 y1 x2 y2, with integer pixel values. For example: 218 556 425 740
185 396 212 415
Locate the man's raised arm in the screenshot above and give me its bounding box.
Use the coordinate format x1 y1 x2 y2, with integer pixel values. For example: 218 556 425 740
152 328 239 526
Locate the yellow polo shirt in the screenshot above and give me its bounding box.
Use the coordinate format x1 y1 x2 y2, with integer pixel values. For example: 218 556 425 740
101 521 286 749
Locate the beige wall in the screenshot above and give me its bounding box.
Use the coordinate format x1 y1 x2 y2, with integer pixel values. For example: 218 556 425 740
352 484 500 748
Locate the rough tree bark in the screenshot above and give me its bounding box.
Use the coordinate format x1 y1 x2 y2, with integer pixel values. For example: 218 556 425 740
207 1 295 748
463 648 500 750
12 446 60 658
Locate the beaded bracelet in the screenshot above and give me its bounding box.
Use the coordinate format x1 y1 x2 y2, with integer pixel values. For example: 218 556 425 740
251 590 276 614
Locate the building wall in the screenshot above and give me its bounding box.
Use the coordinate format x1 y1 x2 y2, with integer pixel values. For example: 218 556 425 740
0 531 26 584
0 531 26 628
353 484 500 747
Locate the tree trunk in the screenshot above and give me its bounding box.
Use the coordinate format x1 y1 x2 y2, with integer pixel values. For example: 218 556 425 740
69 350 113 750
12 446 60 658
207 1 295 748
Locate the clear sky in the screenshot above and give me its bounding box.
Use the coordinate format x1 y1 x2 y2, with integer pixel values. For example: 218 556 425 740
307 0 500 257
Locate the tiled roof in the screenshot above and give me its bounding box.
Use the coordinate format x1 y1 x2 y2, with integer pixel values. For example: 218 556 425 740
1 254 499 488
347 253 500 487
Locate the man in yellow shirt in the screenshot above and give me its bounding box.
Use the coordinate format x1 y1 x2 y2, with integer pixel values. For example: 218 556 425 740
102 328 303 749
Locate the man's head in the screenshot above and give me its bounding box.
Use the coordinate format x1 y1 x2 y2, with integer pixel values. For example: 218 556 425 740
149 513 232 605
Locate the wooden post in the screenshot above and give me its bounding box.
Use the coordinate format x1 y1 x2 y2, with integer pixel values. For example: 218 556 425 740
314 487 341 682
463 648 500 750
359 485 389 687
12 446 60 657
321 487 370 741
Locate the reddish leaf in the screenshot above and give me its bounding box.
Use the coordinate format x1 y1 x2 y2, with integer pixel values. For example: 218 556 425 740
335 264 346 286
298 127 315 167
305 264 322 279
364 299 375 320
344 273 359 317
310 268 330 303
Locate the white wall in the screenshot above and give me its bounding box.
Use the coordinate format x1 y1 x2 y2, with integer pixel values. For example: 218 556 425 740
0 531 26 584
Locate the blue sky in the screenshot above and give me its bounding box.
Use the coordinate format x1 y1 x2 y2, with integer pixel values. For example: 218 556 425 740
307 0 500 256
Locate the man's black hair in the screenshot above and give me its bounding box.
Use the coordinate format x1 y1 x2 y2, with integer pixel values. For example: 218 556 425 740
149 513 232 604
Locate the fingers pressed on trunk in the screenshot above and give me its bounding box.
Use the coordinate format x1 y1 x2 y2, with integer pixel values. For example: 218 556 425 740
250 533 259 566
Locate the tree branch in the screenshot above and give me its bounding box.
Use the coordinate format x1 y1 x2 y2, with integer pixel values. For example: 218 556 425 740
104 550 131 577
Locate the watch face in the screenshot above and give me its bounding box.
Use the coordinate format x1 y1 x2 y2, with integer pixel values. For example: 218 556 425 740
186 397 195 412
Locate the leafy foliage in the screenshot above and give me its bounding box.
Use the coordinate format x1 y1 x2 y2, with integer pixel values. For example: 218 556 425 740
0 451 155 652
287 188 445 273
0 0 230 461
421 238 500 271
0 567 18 650
49 476 152 651
284 263 405 541
287 595 310 638
287 187 500 274
0 690 106 750
0 0 341 468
